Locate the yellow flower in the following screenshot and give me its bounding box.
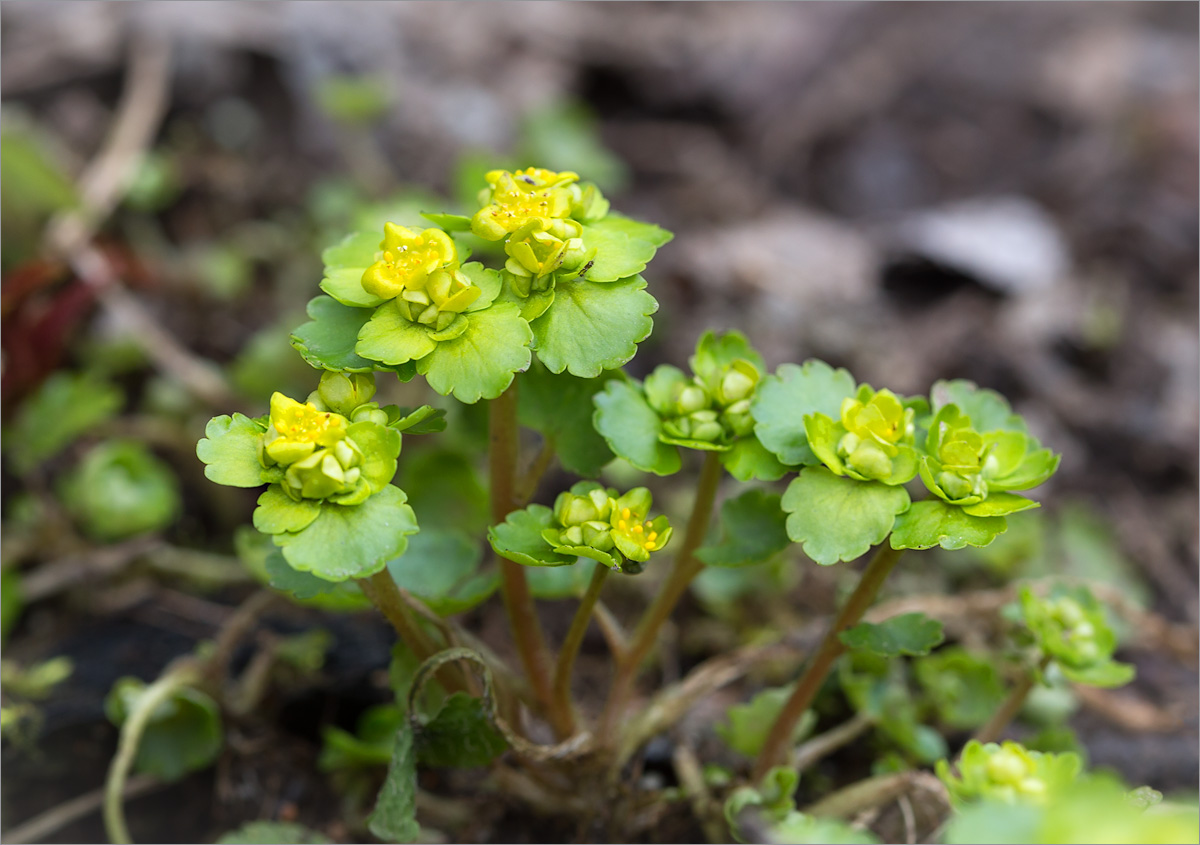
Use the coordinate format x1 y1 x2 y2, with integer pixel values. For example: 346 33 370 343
360 223 457 299
471 169 576 241
264 393 349 465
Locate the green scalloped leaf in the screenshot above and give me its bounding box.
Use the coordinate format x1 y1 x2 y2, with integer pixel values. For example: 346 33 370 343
272 485 419 581
890 499 1007 551
751 360 857 467
579 221 657 282
594 214 674 247
291 295 416 379
518 363 618 477
355 300 438 366
592 379 681 476
993 448 1060 492
416 303 532 403
696 489 790 567
716 685 815 758
962 492 1039 518
531 275 657 378
253 485 322 535
931 379 1027 434
720 436 788 482
321 230 386 308
197 413 275 488
781 467 910 565
488 505 576 567
387 529 498 616
840 613 945 657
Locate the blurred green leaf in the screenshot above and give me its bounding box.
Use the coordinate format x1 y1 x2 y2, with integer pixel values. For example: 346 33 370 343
320 704 404 771
751 360 857 467
914 647 1006 730
717 685 815 758
105 678 222 782
1 122 77 270
5 372 122 474
60 440 180 542
398 448 488 534
840 613 944 658
890 500 1007 551
387 529 498 615
697 489 790 567
315 75 390 126
519 100 627 192
518 362 618 477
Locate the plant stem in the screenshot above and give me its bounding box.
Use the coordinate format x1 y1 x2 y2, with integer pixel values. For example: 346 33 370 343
751 543 905 782
599 450 723 743
104 661 199 844
358 570 472 695
973 656 1051 744
552 563 610 726
489 384 566 737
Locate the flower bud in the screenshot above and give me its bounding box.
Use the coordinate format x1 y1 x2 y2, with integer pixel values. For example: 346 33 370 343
676 385 710 415
318 372 376 414
845 441 893 481
987 749 1029 785
351 404 390 426
716 363 757 406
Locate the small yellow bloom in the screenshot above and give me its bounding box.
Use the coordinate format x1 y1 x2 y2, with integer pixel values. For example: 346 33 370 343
264 393 349 465
361 223 457 299
471 170 575 241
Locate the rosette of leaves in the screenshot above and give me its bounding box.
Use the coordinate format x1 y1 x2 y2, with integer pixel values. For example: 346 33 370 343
937 739 1082 806
196 374 435 580
1016 584 1135 687
430 167 671 378
594 331 786 481
59 440 180 542
294 222 531 403
488 481 672 574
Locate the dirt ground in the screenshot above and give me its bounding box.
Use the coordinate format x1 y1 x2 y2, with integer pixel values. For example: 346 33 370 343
1 3 1196 843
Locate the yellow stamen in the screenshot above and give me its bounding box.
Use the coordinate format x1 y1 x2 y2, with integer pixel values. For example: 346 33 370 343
644 541 655 551
633 525 643 534
618 519 627 530
647 532 658 542
622 508 631 520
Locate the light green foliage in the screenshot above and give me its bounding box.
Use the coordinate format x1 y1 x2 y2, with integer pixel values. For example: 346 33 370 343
387 528 498 615
716 685 815 758
105 678 223 782
217 821 332 844
1 121 78 270
782 467 911 565
5 372 122 474
770 815 880 844
397 448 488 534
804 386 922 485
594 331 782 480
696 489 790 567
890 499 1008 551
840 613 944 658
492 481 672 573
914 647 1007 730
59 440 180 542
945 772 1200 844
519 100 628 192
291 295 416 378
525 559 602 600
751 360 857 467
314 73 390 126
1018 584 1134 687
0 656 73 700
938 739 1082 806
724 766 801 841
261 550 370 611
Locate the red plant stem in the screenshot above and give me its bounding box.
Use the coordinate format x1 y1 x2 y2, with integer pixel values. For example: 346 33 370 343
751 543 905 782
489 384 571 738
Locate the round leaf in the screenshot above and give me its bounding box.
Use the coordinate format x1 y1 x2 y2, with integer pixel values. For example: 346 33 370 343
696 489 790 568
387 529 498 616
321 230 387 308
291 295 416 379
578 221 658 282
839 613 945 657
253 485 322 535
355 300 438 366
751 361 857 466
197 413 274 488
781 467 911 565
517 363 618 477
416 303 533 403
890 499 1007 551
531 275 657 377
272 485 419 581
593 379 681 476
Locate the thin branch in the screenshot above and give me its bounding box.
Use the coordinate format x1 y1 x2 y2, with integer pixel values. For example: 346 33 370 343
4 774 160 845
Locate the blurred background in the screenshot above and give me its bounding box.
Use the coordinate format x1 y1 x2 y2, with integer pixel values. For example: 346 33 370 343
1 2 1196 842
